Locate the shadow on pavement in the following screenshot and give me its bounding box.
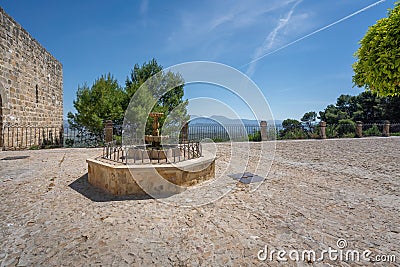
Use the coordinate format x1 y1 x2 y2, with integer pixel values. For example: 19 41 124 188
68 173 153 202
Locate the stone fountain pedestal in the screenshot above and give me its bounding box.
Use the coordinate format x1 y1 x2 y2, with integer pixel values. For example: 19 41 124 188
86 151 215 196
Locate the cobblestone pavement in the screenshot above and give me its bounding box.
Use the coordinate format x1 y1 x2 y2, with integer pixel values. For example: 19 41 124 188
0 137 399 266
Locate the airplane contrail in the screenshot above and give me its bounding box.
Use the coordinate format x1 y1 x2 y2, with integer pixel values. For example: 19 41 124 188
241 0 386 69
246 0 302 76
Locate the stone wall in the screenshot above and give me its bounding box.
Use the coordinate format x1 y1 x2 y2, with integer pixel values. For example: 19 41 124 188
0 7 63 129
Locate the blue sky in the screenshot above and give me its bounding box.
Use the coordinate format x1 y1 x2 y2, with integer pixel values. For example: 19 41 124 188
0 0 395 120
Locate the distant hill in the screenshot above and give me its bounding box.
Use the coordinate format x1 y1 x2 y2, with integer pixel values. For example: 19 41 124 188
64 117 283 128
189 115 282 126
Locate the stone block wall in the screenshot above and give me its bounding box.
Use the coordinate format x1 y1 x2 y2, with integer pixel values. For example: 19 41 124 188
0 7 63 148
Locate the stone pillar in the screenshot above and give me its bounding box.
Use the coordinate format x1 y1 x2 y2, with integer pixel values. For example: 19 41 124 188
104 120 113 144
356 121 363 138
260 121 268 141
319 121 327 139
180 122 189 143
382 120 390 137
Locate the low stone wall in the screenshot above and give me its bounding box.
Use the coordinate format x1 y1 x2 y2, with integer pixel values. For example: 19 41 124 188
87 154 215 196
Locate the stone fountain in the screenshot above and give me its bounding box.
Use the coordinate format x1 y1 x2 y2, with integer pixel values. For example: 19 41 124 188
86 112 216 197
144 112 179 160
145 112 167 148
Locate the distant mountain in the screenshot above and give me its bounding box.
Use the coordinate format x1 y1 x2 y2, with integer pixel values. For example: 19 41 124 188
63 116 283 128
189 115 282 126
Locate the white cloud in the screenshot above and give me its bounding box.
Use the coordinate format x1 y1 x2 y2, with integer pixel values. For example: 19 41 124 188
164 0 302 60
244 0 386 76
246 0 303 77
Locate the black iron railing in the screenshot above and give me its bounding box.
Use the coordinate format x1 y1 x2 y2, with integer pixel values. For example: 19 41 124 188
1 123 62 150
102 141 202 165
2 121 399 150
390 123 400 134
188 123 262 142
63 126 103 148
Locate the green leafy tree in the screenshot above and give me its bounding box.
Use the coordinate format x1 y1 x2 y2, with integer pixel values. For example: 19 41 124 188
280 119 306 139
282 119 302 131
319 104 349 125
354 91 384 122
380 95 400 122
336 95 358 117
363 124 381 137
67 73 126 139
319 92 400 124
337 119 356 138
125 58 163 100
352 1 400 96
124 59 189 137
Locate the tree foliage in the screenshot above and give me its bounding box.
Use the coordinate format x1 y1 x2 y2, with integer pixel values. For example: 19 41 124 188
318 91 400 124
282 119 302 131
279 119 307 139
337 119 356 138
280 91 400 140
67 59 189 141
301 111 317 131
125 58 163 100
124 59 189 136
352 1 400 96
67 74 125 138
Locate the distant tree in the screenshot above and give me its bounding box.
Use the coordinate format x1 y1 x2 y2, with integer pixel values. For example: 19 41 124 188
352 1 400 96
301 111 317 131
353 91 384 122
335 95 358 118
125 58 163 101
319 104 349 125
337 119 356 137
380 95 400 123
67 74 125 139
279 119 306 139
318 92 400 124
282 119 302 131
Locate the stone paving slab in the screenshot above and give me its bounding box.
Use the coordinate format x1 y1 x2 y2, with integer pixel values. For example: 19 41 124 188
0 138 399 266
